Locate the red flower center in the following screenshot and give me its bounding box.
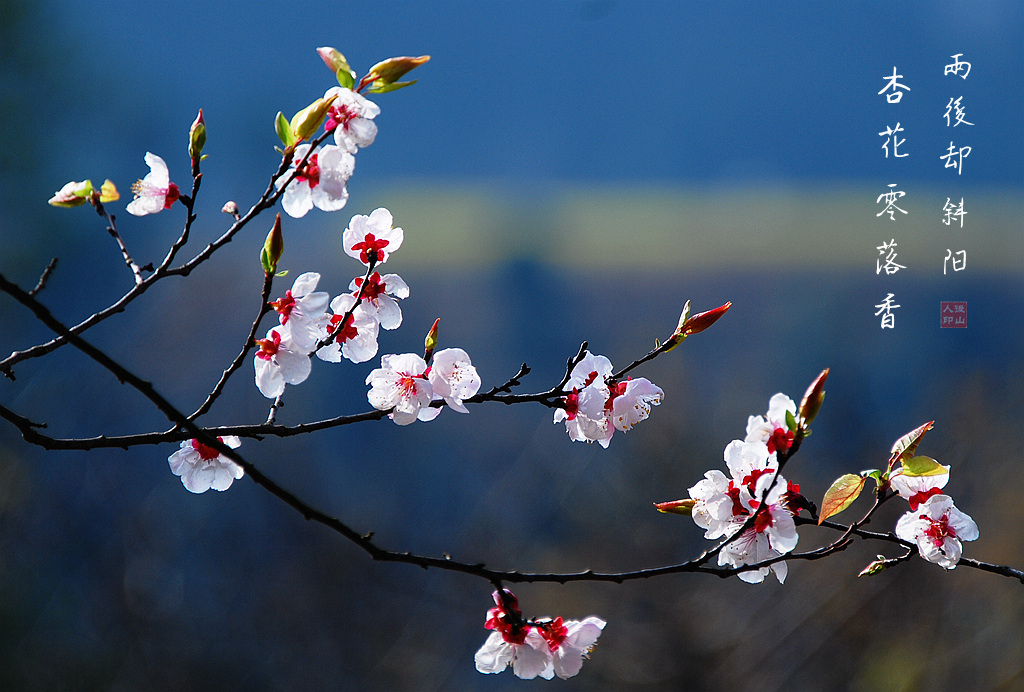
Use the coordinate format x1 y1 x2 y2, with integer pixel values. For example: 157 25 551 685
538 617 568 652
353 272 386 301
329 313 358 343
562 388 580 420
753 506 775 533
326 103 359 132
191 437 224 461
270 290 296 323
164 183 180 208
296 153 321 189
255 330 282 360
908 487 942 511
350 233 389 265
923 513 957 548
767 426 794 454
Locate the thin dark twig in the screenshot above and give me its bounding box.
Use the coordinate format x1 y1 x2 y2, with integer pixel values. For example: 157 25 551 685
94 202 145 285
2 275 1023 587
0 130 328 379
188 271 275 421
28 258 58 297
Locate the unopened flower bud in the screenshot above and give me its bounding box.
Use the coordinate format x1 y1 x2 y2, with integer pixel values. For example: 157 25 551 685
317 46 357 89
798 368 829 425
654 499 696 516
261 213 284 274
317 46 351 75
360 55 430 93
665 301 731 352
290 94 338 143
189 109 206 163
48 180 93 207
222 200 239 216
858 556 890 578
680 302 731 336
423 317 440 363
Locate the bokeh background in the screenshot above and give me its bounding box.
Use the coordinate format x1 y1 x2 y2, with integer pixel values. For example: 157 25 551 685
2 1 1023 690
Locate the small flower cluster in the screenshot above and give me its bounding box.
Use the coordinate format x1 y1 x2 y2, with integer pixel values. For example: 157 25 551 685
365 347 480 425
474 590 606 680
688 393 807 583
254 208 407 399
553 351 664 447
890 462 978 569
276 85 380 218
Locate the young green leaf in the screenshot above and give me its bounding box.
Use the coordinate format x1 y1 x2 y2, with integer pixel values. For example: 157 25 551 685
900 455 948 477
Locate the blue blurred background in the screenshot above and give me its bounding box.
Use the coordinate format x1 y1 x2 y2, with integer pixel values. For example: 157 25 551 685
2 1 1024 689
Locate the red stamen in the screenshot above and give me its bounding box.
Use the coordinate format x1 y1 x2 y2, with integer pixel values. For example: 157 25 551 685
255 330 282 360
270 290 296 323
191 437 223 461
353 272 386 301
164 183 180 208
350 233 390 265
295 153 321 189
767 426 794 454
329 313 359 343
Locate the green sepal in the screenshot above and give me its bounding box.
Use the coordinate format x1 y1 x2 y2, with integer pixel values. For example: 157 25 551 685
366 79 418 94
275 111 296 148
336 67 356 90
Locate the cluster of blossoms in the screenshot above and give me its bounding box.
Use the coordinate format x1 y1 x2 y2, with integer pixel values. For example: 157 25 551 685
276 85 380 219
889 462 979 569
554 352 664 447
253 208 406 399
474 590 606 680
365 346 480 425
688 393 809 583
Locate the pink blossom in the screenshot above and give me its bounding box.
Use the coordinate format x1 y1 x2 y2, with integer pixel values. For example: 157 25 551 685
554 351 662 447
343 207 403 266
745 392 797 455
889 463 950 510
269 272 330 352
126 152 180 215
417 347 481 422
688 469 737 539
253 327 312 399
277 143 354 218
554 385 614 447
167 436 243 493
474 590 606 680
716 477 799 584
537 616 606 679
323 86 380 153
608 377 664 432
365 353 433 425
688 435 801 583
895 493 979 569
316 294 379 364
350 271 409 330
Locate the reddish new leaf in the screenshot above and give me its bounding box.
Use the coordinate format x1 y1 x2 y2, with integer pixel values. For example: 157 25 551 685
818 473 867 525
888 421 934 467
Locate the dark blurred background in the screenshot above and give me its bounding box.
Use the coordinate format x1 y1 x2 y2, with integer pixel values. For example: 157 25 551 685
2 1 1023 690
